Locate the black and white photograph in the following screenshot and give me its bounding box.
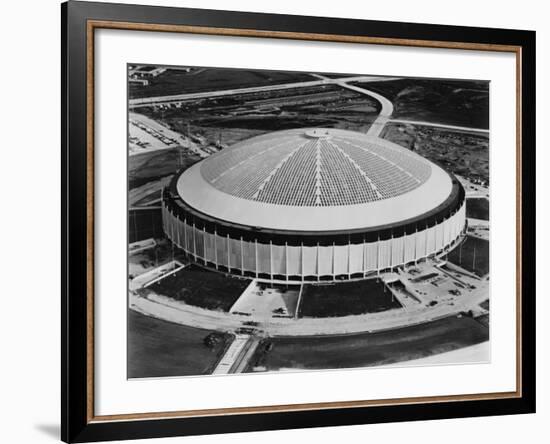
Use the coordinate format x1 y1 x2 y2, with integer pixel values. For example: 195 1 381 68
0 0 543 442
127 65 490 379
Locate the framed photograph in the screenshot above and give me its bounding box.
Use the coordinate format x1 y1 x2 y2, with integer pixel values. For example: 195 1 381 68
61 1 536 442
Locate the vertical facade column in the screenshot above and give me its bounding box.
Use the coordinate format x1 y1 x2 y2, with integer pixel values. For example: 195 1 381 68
425 223 429 257
377 235 381 275
414 229 418 265
347 239 351 279
214 229 218 270
442 216 447 254
203 226 207 261
192 221 197 261
254 239 259 278
183 217 187 255
316 242 320 281
269 240 273 280
285 242 289 281
362 236 366 278
240 237 244 275
390 231 393 271
301 242 304 282
402 231 406 266
226 234 230 271
449 211 454 246
332 242 336 280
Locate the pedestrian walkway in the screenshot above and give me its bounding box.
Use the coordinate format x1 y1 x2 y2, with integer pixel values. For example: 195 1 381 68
212 335 253 375
129 260 186 290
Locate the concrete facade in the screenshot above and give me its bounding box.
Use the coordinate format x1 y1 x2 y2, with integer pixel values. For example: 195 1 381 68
162 198 466 282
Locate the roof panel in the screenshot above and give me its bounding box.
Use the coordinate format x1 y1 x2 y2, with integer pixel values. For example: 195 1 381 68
199 128 432 207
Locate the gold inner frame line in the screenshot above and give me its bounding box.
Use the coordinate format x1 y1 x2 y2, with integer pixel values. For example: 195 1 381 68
85 19 523 423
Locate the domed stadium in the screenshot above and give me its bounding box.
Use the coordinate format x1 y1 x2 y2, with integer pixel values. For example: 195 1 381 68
162 128 466 282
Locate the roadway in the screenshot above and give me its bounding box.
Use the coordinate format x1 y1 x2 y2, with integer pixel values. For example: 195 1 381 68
130 73 489 140
128 75 398 109
389 119 489 134
130 272 490 338
312 74 395 137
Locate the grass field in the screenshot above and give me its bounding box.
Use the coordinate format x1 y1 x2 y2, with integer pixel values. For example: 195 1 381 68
298 279 401 318
475 314 490 328
151 265 250 312
446 236 490 277
140 84 377 146
128 209 164 243
128 310 231 378
382 123 489 185
247 315 489 372
357 78 489 129
128 148 201 189
467 198 490 220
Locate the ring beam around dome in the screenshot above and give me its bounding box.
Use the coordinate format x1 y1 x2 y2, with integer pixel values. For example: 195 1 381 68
162 128 466 282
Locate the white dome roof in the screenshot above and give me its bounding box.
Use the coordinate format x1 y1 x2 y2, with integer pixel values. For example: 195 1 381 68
200 128 432 207
177 129 453 232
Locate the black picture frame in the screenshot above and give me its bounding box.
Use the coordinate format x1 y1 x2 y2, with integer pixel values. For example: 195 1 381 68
61 1 536 442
